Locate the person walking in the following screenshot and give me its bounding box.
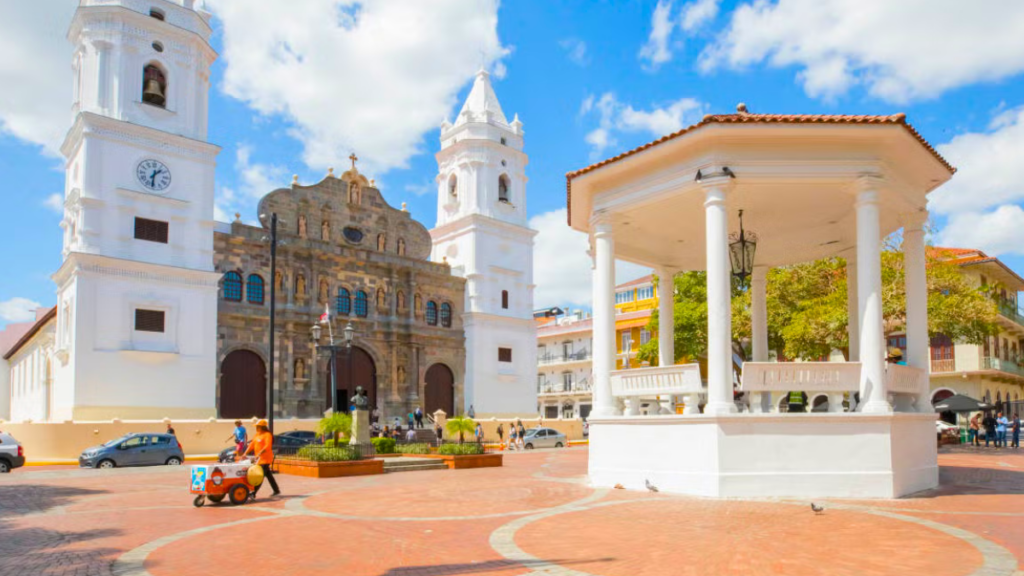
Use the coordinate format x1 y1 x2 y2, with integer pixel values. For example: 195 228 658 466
434 422 444 447
997 412 1009 447
786 391 808 413
983 412 997 447
415 406 424 429
496 423 504 448
405 427 417 442
166 422 176 436
1012 413 1021 448
475 422 484 444
225 420 247 457
516 420 526 450
241 419 280 497
508 425 518 451
969 412 981 446
468 405 476 419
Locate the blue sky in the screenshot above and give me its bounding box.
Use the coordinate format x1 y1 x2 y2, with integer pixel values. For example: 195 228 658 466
3 0 1024 328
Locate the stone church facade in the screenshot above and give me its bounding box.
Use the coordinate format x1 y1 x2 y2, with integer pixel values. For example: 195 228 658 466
213 164 466 420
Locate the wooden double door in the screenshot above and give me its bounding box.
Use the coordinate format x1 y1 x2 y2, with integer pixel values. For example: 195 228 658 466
329 346 377 412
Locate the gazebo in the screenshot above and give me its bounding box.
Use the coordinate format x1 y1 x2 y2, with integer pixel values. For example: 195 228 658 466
566 106 955 498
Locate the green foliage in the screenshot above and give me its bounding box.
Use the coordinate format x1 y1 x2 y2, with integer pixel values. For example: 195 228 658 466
317 413 352 443
296 444 358 462
445 416 477 443
371 437 396 454
437 442 484 455
396 443 431 454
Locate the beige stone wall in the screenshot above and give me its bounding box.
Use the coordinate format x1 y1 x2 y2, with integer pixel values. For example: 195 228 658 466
2 418 321 462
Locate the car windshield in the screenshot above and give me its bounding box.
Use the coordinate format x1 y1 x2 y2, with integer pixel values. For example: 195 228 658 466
103 435 130 447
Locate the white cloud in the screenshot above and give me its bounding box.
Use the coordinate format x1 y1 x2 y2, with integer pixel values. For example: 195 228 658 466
209 0 508 175
0 297 43 323
639 0 676 70
214 144 289 223
581 93 705 158
700 0 1024 103
681 0 719 32
560 38 589 66
43 193 63 214
531 208 651 309
0 0 77 154
937 206 1024 257
404 182 434 197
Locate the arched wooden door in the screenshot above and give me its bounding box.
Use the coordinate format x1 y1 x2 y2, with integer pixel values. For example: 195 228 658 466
331 346 376 411
424 364 455 417
220 350 267 418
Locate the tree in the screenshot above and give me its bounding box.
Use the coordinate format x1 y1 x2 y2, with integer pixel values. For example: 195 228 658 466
317 412 352 444
445 416 476 444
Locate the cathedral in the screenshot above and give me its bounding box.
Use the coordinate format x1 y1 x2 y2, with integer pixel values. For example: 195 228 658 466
11 0 537 423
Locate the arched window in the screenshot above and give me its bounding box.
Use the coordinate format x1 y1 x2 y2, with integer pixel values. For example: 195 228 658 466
426 301 438 326
377 233 386 251
397 238 406 256
223 272 242 301
448 174 458 198
337 288 351 316
246 274 265 305
498 174 511 203
441 303 452 327
397 290 406 312
501 290 509 309
355 290 369 317
142 64 167 107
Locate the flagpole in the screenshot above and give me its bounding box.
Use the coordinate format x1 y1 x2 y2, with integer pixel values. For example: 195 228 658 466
322 303 338 414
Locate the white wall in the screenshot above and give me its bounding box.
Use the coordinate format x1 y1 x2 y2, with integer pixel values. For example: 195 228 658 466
8 324 55 423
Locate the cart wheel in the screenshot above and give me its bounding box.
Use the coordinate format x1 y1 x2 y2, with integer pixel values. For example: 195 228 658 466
207 495 225 504
193 495 205 508
229 484 250 505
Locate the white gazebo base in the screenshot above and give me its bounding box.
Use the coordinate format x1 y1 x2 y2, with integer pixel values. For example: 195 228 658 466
588 413 937 499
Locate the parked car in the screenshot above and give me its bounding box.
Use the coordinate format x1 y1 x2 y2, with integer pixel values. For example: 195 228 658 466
0 432 26 473
217 434 313 463
278 430 317 442
79 433 184 469
522 427 567 450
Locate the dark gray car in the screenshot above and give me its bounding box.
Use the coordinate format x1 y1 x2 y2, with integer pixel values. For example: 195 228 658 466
79 433 184 468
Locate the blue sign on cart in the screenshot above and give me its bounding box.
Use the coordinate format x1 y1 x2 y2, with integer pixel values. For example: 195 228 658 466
191 467 207 492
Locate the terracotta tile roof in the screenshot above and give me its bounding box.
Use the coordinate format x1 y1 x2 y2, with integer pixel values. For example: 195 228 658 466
2 306 56 360
565 110 955 225
930 246 1024 288
616 274 654 289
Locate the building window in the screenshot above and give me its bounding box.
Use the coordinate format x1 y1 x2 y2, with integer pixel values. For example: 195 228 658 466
501 290 509 309
246 274 265 305
615 290 634 304
149 8 165 20
638 286 654 300
640 328 651 345
142 64 167 107
222 272 242 301
498 174 511 203
337 288 351 316
448 174 458 198
562 372 573 390
500 137 507 145
498 347 513 362
134 309 165 333
134 217 168 243
441 303 452 327
355 290 368 317
621 332 632 352
562 341 573 357
426 301 438 325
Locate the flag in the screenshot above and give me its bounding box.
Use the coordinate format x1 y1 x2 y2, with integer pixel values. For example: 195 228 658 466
320 302 330 323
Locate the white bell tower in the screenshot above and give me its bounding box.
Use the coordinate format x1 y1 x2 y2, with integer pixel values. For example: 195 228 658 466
430 70 538 417
50 0 221 421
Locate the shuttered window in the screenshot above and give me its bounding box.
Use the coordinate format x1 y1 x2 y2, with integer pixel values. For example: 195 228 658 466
498 347 512 362
134 309 165 333
134 217 168 243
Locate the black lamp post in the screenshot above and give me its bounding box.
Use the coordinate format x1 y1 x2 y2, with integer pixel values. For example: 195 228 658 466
728 209 758 286
344 321 354 412
312 319 356 413
260 212 284 433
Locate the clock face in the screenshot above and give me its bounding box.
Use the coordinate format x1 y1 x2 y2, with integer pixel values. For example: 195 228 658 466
136 159 172 192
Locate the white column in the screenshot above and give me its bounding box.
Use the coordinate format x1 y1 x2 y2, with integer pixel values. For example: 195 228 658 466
846 254 859 411
751 265 769 413
703 184 737 415
855 179 891 413
591 217 620 417
904 211 931 412
657 269 675 414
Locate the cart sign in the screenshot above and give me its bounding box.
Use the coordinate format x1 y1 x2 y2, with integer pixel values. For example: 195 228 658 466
191 466 208 492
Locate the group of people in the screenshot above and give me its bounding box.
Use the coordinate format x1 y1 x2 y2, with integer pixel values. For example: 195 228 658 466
968 412 1021 447
223 419 280 498
496 419 528 450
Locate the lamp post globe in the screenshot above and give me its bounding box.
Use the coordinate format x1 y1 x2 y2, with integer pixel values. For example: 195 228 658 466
311 324 322 343
344 321 355 347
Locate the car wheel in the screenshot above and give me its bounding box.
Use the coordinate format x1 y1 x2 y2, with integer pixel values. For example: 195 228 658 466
165 457 182 466
525 443 534 450
207 494 225 503
229 484 250 505
0 459 10 473
97 459 116 469
555 442 564 448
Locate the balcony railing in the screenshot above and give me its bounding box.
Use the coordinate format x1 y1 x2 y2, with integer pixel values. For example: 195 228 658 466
538 350 592 365
930 358 956 373
998 301 1024 328
537 379 592 395
982 356 1024 379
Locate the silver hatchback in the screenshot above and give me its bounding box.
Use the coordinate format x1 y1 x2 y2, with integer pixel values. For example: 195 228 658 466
522 427 567 449
79 433 184 468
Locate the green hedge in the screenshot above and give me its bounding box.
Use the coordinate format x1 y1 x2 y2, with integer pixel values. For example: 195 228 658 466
295 445 359 462
396 443 431 455
324 439 349 448
371 437 396 454
437 443 485 456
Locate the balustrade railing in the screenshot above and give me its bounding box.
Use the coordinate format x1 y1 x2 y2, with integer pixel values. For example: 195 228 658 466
930 358 956 373
538 350 593 365
997 301 1024 328
611 364 703 397
537 379 592 395
741 362 861 413
982 356 1024 379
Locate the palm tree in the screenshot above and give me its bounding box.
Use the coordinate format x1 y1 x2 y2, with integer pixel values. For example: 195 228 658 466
445 415 476 444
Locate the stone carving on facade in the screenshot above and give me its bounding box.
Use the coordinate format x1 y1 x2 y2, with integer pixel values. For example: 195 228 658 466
294 358 306 380
377 233 386 252
318 278 329 304
295 273 306 297
298 214 307 238
397 238 406 256
376 287 386 309
321 219 330 241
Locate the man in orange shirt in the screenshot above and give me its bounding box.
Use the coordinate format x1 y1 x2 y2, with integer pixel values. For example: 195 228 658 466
242 419 280 497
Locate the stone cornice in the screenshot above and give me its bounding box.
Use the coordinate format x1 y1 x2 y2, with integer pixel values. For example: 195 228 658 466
430 212 538 242
61 112 221 161
70 2 215 48
52 252 221 288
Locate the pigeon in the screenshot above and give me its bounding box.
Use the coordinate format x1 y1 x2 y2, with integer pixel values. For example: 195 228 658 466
810 503 824 515
613 483 625 490
645 479 659 493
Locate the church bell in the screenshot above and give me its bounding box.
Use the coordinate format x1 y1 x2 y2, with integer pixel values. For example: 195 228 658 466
143 79 166 106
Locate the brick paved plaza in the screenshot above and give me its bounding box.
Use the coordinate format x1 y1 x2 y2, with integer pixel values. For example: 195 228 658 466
1 447 1022 576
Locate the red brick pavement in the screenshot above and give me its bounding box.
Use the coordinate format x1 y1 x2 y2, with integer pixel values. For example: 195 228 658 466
0 447 1021 576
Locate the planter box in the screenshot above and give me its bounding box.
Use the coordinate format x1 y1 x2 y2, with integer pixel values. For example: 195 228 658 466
275 458 383 478
408 452 503 470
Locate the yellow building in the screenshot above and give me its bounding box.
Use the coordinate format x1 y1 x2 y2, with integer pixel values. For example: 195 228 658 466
614 274 660 369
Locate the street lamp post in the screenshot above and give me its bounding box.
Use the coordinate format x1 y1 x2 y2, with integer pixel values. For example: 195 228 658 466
260 212 284 434
311 319 356 414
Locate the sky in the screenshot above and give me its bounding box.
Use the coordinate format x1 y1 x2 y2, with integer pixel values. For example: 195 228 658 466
3 0 1024 328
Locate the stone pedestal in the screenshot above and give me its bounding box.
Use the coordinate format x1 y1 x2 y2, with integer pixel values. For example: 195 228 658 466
350 409 371 447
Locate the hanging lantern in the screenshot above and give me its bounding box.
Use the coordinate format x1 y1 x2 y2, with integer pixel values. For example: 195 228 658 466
728 210 757 285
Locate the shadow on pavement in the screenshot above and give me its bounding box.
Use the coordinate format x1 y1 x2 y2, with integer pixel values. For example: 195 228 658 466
0 484 108 518
376 556 614 576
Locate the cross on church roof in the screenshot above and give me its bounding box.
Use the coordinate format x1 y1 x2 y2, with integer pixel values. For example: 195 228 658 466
349 153 358 170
